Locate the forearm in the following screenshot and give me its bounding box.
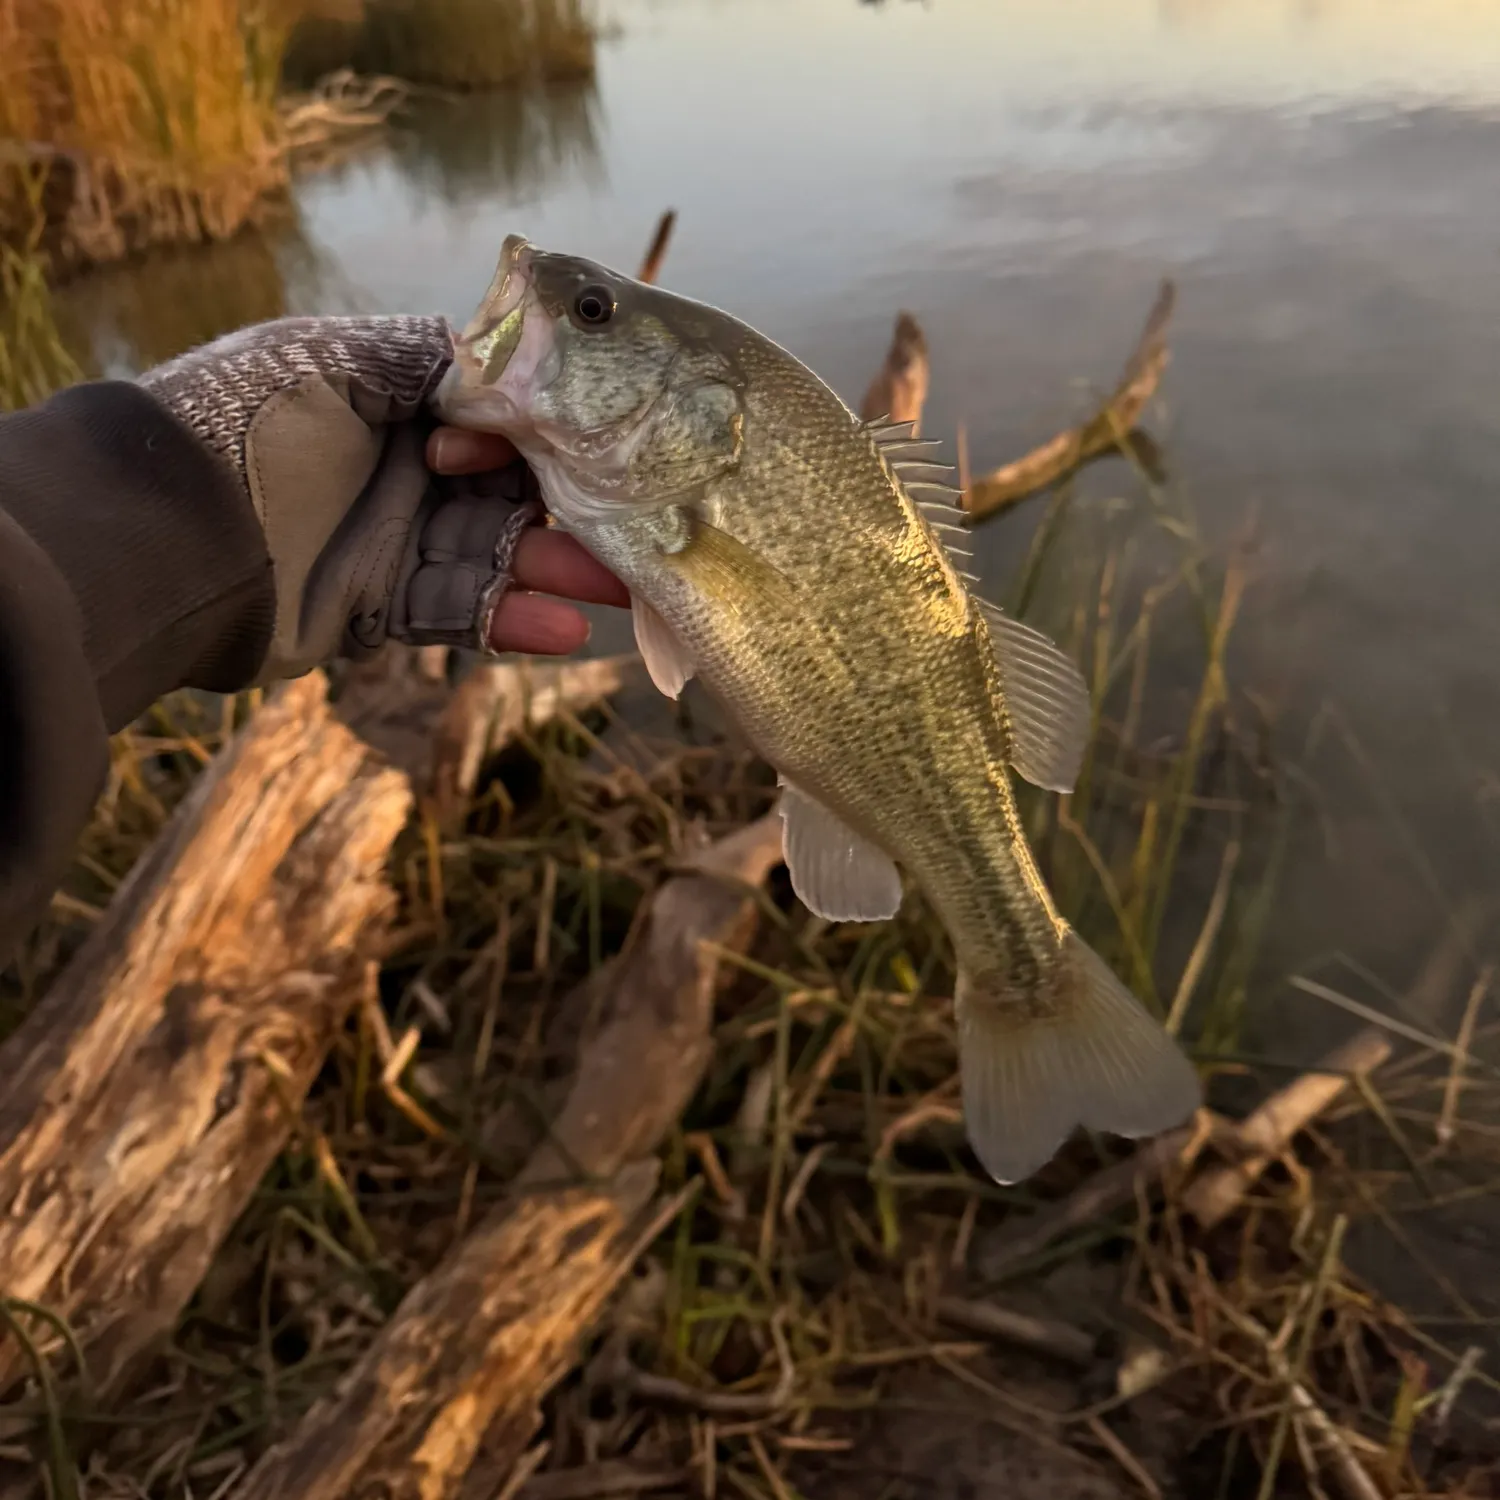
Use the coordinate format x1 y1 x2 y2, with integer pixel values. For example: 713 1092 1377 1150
0 381 275 961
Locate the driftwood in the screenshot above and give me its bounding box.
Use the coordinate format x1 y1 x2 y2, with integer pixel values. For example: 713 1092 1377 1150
336 649 634 830
0 671 411 1399
1182 1029 1392 1231
230 815 785 1500
963 279 1175 522
229 1166 671 1500
860 311 930 434
636 210 677 286
520 814 784 1186
428 656 635 831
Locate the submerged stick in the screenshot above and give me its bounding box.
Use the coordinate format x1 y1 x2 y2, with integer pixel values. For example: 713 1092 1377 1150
1182 1028 1393 1231
963 279 1175 523
859 311 930 435
0 672 411 1400
636 209 677 286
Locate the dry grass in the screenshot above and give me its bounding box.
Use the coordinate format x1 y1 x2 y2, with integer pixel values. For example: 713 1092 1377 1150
0 0 293 268
0 174 79 409
2 256 1496 1496
0 0 596 272
10 473 1491 1497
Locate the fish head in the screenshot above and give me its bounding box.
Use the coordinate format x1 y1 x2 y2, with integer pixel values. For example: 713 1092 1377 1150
435 235 747 530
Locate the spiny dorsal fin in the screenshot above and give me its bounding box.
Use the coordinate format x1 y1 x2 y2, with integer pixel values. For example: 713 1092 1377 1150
865 417 918 449
904 480 963 502
977 599 1091 793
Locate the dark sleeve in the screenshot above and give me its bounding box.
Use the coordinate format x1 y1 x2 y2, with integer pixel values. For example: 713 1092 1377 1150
0 380 275 965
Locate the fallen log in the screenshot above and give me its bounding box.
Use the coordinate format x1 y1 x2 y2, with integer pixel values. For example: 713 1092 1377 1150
0 671 411 1399
228 1165 672 1500
334 648 636 831
427 655 636 831
963 279 1174 523
230 814 786 1500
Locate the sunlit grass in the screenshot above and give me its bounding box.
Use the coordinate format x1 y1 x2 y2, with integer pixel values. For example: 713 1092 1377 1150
0 176 80 411
0 0 292 268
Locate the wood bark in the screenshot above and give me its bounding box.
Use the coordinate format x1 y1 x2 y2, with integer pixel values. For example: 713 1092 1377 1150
230 814 785 1500
229 1166 667 1500
335 647 635 830
0 671 412 1399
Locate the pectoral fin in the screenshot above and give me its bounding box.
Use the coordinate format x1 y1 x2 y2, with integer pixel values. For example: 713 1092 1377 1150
632 594 694 699
778 780 903 922
979 601 1092 794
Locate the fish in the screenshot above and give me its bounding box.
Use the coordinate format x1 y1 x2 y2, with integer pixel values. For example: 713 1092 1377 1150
433 235 1201 1183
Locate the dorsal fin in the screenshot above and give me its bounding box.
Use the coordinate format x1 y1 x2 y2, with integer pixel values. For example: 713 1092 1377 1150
976 599 1091 793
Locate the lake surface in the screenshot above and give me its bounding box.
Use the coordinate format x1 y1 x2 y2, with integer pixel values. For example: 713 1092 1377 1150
61 0 1500 1060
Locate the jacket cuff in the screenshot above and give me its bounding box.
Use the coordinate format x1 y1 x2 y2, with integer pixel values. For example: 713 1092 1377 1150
0 380 275 731
0 507 110 954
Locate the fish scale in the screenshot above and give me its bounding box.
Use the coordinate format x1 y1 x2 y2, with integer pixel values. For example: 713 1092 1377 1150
435 233 1201 1183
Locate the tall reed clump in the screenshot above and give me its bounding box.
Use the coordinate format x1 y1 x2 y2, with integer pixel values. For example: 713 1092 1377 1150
351 0 595 88
0 175 80 410
0 0 298 271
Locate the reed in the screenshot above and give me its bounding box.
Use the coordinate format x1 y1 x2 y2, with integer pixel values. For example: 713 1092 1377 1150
0 0 293 269
0 175 80 410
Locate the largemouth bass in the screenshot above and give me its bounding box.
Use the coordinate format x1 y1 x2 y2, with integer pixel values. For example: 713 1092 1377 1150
434 236 1200 1182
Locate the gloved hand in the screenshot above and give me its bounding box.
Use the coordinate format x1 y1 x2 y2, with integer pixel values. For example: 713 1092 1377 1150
138 314 625 677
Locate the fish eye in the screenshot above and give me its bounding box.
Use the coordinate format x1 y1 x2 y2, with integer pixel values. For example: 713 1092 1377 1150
573 286 615 327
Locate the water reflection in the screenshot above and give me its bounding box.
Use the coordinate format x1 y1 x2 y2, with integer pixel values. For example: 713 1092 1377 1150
55 211 341 375
382 82 602 210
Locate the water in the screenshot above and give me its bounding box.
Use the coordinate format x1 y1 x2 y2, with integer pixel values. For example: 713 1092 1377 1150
60 0 1500 1057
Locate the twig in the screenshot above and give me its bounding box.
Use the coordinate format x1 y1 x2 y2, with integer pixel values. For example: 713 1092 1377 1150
978 1116 1212 1279
963 279 1175 522
1182 1030 1391 1231
1214 1288 1383 1500
1436 965 1492 1149
603 1310 795 1416
935 1296 1098 1368
1085 1414 1161 1500
637 210 676 285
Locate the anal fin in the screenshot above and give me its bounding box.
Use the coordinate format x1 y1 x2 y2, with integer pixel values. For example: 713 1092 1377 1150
778 780 903 923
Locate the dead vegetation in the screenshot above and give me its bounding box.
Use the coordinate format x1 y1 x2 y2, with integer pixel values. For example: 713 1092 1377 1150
1 219 1498 1500
0 0 596 275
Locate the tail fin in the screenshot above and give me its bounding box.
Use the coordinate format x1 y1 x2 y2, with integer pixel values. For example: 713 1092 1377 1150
956 927 1201 1185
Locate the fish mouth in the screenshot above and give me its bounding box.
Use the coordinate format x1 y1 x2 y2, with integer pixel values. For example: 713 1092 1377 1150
435 235 548 433
453 234 535 387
